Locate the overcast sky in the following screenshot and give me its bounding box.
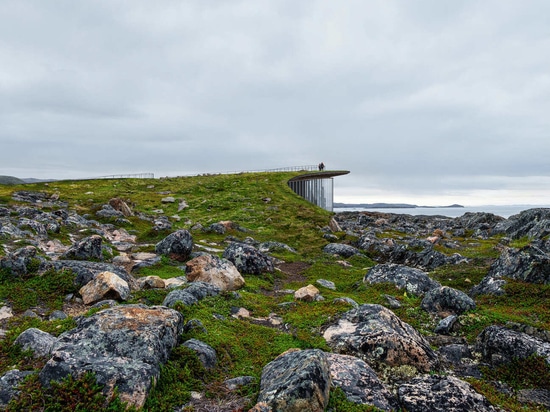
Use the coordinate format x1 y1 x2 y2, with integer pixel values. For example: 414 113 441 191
1 1 550 206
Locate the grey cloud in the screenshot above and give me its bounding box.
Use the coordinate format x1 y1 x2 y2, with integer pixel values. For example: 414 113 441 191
1 0 550 205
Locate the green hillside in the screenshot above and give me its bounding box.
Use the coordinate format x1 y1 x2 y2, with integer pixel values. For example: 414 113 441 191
0 173 549 411
0 176 24 185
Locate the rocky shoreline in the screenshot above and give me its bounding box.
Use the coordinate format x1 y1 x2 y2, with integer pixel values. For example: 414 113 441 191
1 190 550 410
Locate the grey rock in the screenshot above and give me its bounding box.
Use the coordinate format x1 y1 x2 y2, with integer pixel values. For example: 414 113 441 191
50 260 134 288
434 315 459 335
96 204 125 219
384 294 402 309
61 235 103 261
183 319 207 334
323 243 361 258
203 222 226 234
475 325 550 366
39 304 184 409
323 304 439 373
183 339 217 369
398 374 497 412
469 275 507 298
224 375 255 391
517 388 550 409
48 310 68 321
256 349 331 412
487 241 550 285
317 279 336 290
0 369 35 407
155 229 193 261
14 328 57 358
0 245 40 277
494 208 550 239
162 282 220 308
364 263 441 297
223 242 274 275
153 216 172 231
185 281 222 300
258 241 297 254
332 297 359 308
162 290 198 308
327 353 397 411
421 286 476 315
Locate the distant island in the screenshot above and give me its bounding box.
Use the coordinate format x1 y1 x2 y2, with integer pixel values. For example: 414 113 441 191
333 202 464 209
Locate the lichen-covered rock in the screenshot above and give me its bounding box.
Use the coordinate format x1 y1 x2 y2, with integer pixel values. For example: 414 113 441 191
364 263 441 297
155 229 194 261
398 374 497 412
323 304 438 372
255 349 330 412
326 353 397 411
421 286 476 315
182 339 217 369
388 245 466 270
475 325 550 366
322 243 361 258
14 328 57 358
162 289 198 308
0 245 40 277
39 304 184 409
185 254 245 291
493 208 550 239
223 242 274 275
79 271 130 305
162 281 221 308
0 369 35 408
469 275 507 298
61 235 103 261
486 241 550 285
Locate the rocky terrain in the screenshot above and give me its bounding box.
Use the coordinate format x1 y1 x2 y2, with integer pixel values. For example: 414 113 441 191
0 175 549 411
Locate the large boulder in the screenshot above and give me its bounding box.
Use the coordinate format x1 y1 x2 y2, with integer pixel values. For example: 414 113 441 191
254 349 331 412
388 245 466 271
14 328 57 358
326 353 397 411
39 304 184 409
155 230 194 261
222 242 274 275
364 263 441 297
470 240 550 297
61 235 103 261
398 374 498 412
493 208 550 239
185 254 245 291
421 286 476 315
486 241 550 285
475 325 550 366
323 304 439 373
79 271 130 305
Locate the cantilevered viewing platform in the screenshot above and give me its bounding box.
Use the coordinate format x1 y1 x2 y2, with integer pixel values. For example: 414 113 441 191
288 170 350 212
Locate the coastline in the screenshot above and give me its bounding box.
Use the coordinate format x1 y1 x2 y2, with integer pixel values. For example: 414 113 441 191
333 204 550 219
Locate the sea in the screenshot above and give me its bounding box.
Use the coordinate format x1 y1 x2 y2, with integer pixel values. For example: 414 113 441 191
333 205 550 219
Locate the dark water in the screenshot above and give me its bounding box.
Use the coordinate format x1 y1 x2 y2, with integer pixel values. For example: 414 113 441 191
334 205 550 219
